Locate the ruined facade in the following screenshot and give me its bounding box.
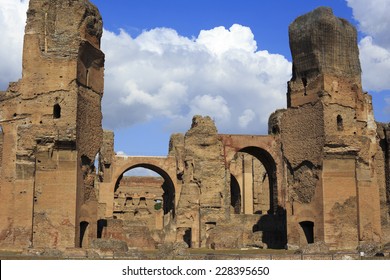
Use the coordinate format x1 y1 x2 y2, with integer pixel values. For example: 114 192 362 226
275 7 383 249
0 2 389 254
0 0 104 249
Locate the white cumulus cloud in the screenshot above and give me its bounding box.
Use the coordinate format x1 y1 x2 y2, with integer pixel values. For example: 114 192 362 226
189 95 231 124
358 36 390 91
347 0 390 92
197 24 257 56
0 0 28 90
347 0 390 48
101 25 291 134
239 109 256 129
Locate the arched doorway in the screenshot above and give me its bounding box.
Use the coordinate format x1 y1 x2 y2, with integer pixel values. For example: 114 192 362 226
80 221 89 248
299 221 314 244
113 164 176 230
230 147 277 215
230 174 241 214
230 146 286 249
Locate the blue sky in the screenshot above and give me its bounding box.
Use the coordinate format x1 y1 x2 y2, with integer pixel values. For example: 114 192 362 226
93 0 356 58
1 0 389 157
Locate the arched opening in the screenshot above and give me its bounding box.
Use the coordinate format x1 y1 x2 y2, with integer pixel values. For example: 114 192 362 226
337 115 343 131
113 165 175 230
230 146 286 249
230 147 277 215
299 221 314 244
53 104 61 119
230 174 241 214
97 219 107 238
80 221 89 248
183 228 192 247
177 227 192 248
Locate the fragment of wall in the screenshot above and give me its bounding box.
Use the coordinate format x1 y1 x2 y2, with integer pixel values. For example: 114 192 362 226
376 123 390 243
0 0 105 249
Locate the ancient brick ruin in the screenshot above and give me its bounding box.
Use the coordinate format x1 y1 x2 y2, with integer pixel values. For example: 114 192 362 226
0 1 389 256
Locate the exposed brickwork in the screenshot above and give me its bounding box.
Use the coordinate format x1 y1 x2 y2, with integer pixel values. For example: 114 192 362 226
0 3 388 256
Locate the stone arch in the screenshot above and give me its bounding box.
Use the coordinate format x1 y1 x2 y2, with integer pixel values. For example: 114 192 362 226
112 157 178 193
246 145 286 249
113 162 176 218
219 134 284 211
222 138 287 249
78 202 97 248
243 146 277 213
230 146 278 215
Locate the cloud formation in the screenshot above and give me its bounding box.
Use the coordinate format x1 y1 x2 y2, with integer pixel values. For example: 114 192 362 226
346 0 390 92
358 36 390 91
347 0 390 48
0 0 291 135
0 0 28 90
102 25 291 134
1 0 388 135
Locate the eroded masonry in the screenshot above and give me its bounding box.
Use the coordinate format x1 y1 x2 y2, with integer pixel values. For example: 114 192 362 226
0 1 389 254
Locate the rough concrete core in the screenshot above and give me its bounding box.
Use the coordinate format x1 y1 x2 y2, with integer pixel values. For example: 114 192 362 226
289 7 361 80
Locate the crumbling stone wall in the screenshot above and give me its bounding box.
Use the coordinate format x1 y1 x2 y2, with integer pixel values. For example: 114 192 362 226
278 102 324 202
183 116 228 209
377 123 390 243
101 219 156 250
0 126 3 175
99 130 115 183
172 116 229 248
0 2 387 254
276 7 382 250
169 118 286 250
0 0 104 250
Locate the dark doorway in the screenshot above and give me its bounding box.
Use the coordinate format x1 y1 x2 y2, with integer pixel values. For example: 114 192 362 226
299 221 314 244
80 221 89 248
236 147 277 214
230 174 241 214
232 146 286 249
53 104 61 119
183 228 192 248
97 219 107 238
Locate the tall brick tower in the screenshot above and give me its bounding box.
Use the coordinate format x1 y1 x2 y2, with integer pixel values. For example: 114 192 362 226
271 7 381 249
0 0 104 249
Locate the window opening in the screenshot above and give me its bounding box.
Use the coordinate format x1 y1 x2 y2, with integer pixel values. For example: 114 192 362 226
53 104 61 119
337 115 343 131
